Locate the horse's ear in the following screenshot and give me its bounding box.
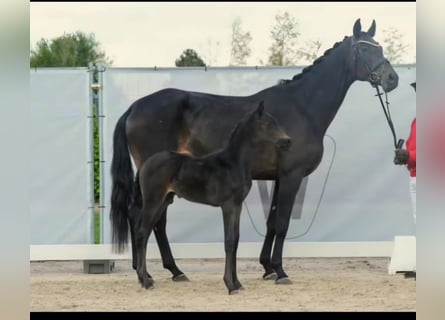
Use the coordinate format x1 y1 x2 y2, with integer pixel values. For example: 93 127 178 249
367 20 376 37
353 19 362 38
257 101 265 116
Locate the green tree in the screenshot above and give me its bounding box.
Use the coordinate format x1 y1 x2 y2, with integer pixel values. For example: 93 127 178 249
30 31 112 68
30 31 112 202
175 49 206 67
382 27 409 64
267 11 300 66
229 17 252 66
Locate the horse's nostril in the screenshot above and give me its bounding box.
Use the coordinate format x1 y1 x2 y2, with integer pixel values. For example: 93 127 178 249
388 72 398 83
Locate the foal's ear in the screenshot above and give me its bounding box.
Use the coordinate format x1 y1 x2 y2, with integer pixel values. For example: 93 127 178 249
257 101 265 116
367 20 376 37
353 19 362 38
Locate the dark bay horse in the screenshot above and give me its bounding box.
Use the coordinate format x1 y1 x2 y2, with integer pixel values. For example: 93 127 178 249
133 102 291 294
110 19 399 284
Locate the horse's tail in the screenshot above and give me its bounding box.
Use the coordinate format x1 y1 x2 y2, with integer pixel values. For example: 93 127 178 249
110 106 134 253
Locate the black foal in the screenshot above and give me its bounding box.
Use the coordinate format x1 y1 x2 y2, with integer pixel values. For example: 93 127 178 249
134 101 291 294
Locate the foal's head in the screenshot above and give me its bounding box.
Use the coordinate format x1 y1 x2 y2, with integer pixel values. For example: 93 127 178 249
242 101 292 150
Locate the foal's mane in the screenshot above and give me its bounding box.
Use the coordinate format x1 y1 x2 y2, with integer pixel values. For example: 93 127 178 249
226 112 252 144
277 36 349 85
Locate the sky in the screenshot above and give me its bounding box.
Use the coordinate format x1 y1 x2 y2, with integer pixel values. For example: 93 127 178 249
30 2 416 67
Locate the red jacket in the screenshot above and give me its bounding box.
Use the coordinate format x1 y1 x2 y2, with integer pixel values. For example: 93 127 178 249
406 118 416 177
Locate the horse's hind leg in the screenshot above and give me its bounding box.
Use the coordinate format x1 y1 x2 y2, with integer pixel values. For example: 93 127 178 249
154 195 189 282
259 180 279 280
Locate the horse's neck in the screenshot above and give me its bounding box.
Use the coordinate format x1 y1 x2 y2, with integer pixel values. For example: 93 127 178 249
223 127 255 176
291 40 356 134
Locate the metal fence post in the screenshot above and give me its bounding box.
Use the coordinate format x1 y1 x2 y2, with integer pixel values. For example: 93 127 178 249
88 63 96 244
97 63 106 244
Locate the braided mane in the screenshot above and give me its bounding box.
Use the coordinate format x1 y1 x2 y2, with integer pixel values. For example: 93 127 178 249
278 36 349 85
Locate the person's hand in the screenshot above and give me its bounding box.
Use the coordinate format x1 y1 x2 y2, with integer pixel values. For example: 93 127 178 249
394 149 409 165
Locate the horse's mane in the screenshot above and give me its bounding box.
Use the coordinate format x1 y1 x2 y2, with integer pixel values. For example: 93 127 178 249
277 36 349 85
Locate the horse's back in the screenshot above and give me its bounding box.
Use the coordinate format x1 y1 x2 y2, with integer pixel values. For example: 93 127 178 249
125 87 260 166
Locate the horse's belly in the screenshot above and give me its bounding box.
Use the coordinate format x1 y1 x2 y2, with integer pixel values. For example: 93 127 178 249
172 183 225 207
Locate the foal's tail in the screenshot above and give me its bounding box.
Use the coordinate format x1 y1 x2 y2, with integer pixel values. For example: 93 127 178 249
110 106 134 253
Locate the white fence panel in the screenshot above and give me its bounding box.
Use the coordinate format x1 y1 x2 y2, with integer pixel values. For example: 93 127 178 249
30 68 93 244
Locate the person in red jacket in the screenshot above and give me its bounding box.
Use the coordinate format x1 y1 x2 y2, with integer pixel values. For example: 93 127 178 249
393 82 416 278
394 82 416 224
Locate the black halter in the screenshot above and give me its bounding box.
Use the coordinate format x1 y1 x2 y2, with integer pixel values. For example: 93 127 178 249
353 40 389 85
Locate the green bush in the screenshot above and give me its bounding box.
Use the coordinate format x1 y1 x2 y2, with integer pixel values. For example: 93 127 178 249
93 104 100 202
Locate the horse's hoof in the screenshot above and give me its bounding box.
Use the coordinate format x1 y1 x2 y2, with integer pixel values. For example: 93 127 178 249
275 277 292 285
229 289 240 295
238 285 245 291
139 274 155 289
172 273 189 282
141 281 154 290
263 272 277 281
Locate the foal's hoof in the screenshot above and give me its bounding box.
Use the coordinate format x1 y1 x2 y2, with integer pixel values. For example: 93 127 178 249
141 279 155 290
138 274 155 289
172 273 190 282
263 272 277 281
229 289 241 295
275 277 292 285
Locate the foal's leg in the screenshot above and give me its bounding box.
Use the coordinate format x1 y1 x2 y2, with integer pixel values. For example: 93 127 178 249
137 170 171 289
154 203 189 282
271 173 303 284
259 180 280 280
135 221 154 289
221 200 243 295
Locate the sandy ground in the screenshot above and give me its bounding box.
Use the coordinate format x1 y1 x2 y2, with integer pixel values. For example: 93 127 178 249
30 257 415 311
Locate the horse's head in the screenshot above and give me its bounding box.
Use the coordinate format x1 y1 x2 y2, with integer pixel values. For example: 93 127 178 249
250 101 292 150
350 19 399 92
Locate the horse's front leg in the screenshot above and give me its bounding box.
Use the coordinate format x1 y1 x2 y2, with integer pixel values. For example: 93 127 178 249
271 172 304 284
221 200 243 295
259 180 280 280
